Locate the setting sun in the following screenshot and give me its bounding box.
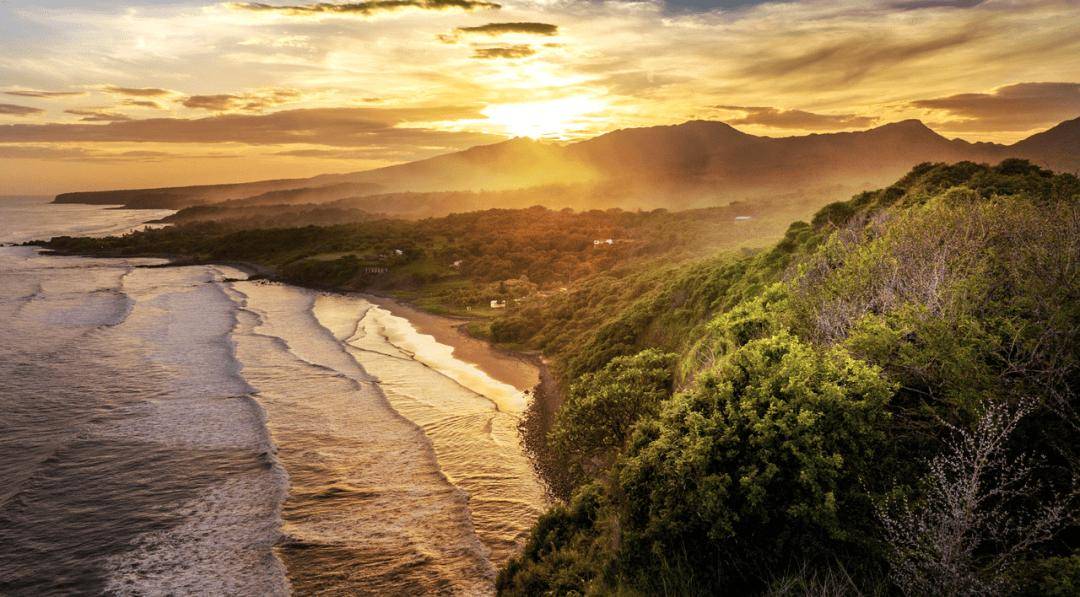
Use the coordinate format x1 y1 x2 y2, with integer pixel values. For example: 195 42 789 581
481 97 607 139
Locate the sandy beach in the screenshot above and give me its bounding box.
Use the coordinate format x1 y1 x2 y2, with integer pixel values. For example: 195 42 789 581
362 294 540 394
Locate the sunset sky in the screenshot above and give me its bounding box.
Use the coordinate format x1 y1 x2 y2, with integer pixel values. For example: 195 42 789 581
2 0 1078 194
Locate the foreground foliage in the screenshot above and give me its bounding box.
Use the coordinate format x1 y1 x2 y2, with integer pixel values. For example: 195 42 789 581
498 160 1080 595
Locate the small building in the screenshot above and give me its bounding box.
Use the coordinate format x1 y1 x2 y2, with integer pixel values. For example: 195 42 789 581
734 216 753 221
452 260 463 268
490 299 507 309
593 238 614 246
394 249 404 256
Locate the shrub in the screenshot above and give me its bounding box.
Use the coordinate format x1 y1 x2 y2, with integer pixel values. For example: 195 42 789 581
611 333 895 591
1012 555 1080 597
550 349 677 488
878 399 1076 596
496 483 607 596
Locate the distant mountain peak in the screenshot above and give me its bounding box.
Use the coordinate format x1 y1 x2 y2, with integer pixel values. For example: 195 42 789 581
53 116 1079 209
1008 116 1080 171
871 119 939 135
677 119 745 130
1017 115 1080 141
576 119 755 148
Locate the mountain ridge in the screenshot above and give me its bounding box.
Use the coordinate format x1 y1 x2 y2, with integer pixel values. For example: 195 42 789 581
53 117 1080 209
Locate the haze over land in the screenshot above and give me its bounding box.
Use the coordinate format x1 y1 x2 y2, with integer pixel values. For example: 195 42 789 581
2 0 1079 194
50 117 1080 216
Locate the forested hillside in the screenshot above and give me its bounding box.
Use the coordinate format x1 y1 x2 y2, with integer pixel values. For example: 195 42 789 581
495 159 1080 595
42 201 787 317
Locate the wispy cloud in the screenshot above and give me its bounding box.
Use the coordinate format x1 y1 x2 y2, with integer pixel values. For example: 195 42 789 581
227 0 501 17
0 103 44 116
0 145 238 162
442 21 557 42
64 109 133 122
743 29 985 87
123 99 165 109
274 147 418 160
103 86 172 97
472 44 535 59
888 0 986 10
6 89 85 98
181 89 300 112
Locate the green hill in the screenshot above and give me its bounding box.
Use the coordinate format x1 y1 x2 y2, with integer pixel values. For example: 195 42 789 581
495 159 1080 595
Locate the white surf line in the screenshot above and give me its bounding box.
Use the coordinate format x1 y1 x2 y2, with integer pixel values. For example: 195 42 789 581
355 304 529 415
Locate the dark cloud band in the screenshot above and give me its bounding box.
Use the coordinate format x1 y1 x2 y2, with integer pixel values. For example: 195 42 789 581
6 90 85 98
457 22 556 35
911 82 1080 131
441 21 557 43
181 90 300 112
65 109 132 122
472 45 535 59
228 0 501 16
0 104 44 116
104 86 171 97
0 106 499 148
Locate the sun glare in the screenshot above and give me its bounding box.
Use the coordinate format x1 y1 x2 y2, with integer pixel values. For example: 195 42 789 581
481 97 607 140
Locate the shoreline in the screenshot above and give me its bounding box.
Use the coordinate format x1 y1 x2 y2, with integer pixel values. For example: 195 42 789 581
361 293 540 394
36 247 568 495
39 246 547 397
358 292 565 499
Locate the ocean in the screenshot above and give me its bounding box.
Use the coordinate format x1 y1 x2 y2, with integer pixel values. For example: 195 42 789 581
0 197 545 595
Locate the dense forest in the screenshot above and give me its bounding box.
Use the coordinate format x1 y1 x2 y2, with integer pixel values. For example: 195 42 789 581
42 159 1080 594
44 201 789 316
494 160 1080 594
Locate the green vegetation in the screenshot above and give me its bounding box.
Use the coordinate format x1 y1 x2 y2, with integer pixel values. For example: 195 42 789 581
44 203 788 317
547 349 677 495
496 160 1080 595
43 159 1080 594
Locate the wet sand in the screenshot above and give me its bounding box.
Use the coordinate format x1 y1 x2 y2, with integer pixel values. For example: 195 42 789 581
139 258 542 395
362 294 540 393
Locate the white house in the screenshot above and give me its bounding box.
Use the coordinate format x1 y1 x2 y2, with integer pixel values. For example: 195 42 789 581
490 299 507 309
593 238 614 245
